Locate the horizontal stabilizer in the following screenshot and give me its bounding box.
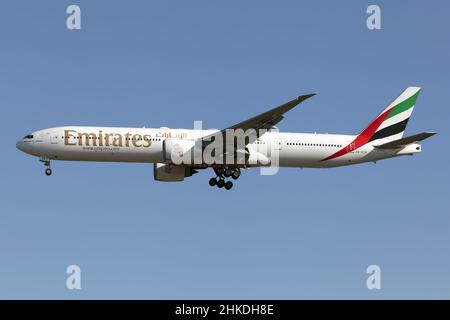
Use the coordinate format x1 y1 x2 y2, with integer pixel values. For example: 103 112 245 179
374 132 436 149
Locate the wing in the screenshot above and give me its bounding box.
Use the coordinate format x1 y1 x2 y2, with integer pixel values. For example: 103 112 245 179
201 93 316 145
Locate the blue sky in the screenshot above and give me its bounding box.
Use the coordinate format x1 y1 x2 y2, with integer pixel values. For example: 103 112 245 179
0 0 449 299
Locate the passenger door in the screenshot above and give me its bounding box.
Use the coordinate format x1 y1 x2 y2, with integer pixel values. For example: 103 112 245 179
273 137 282 150
50 132 59 144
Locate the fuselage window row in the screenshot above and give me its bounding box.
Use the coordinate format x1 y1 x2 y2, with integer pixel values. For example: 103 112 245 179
61 136 162 141
286 142 342 147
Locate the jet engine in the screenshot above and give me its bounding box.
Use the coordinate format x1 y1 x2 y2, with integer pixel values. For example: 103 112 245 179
153 163 197 182
163 139 201 164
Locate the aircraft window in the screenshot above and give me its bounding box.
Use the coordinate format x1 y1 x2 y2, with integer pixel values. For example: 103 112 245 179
23 135 34 139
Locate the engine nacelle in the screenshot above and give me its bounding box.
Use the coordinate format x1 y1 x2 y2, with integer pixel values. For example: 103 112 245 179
163 139 199 164
153 163 196 182
246 149 271 166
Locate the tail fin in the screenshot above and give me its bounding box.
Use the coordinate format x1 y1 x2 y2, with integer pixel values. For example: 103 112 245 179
364 87 421 143
321 87 421 161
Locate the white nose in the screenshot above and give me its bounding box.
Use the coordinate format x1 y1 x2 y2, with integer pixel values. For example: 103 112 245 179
16 140 25 151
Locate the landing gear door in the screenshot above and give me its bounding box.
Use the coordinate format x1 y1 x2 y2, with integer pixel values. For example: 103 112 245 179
50 132 59 144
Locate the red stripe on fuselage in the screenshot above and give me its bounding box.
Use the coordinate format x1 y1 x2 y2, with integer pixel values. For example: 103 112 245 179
321 107 393 161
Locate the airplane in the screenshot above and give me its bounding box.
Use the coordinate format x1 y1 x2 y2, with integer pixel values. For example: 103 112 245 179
16 87 435 190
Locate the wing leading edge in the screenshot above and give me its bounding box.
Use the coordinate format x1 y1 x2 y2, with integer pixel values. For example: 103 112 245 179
201 93 316 145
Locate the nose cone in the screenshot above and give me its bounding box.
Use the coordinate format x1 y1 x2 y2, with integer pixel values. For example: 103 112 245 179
16 140 25 152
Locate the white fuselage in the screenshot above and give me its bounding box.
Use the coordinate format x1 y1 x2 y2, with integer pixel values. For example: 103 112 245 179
16 126 421 169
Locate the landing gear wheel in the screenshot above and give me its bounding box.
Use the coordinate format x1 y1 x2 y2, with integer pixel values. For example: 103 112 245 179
215 167 225 176
224 168 232 177
209 178 217 187
45 168 52 176
231 169 241 180
225 181 233 190
217 179 225 188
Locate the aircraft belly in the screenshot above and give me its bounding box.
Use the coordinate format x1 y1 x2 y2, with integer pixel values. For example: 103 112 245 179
51 145 162 163
278 148 329 168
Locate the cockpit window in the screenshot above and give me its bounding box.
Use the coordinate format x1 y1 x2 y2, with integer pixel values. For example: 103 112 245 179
23 135 34 139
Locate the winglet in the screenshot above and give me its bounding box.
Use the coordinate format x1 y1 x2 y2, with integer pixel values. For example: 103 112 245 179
298 93 316 103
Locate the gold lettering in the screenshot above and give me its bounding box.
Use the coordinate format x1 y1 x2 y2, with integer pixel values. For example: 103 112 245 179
78 132 97 146
104 133 111 146
132 134 142 147
64 130 77 146
113 133 123 147
143 134 151 148
98 130 103 146
125 133 131 147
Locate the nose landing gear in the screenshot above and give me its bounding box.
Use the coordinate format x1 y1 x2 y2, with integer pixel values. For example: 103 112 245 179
209 167 240 190
40 158 52 176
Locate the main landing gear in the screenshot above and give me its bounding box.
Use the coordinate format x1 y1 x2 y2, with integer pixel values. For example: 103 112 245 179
208 167 241 190
40 158 52 176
